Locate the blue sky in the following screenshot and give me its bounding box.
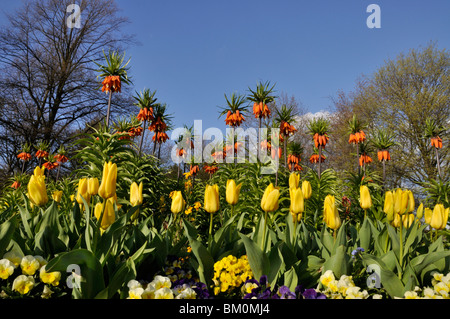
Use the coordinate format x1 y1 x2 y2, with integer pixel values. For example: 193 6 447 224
1 0 450 133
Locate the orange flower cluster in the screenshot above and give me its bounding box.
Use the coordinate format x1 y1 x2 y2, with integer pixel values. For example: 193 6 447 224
17 152 32 161
137 107 154 122
252 102 271 119
54 154 69 163
225 110 245 127
313 133 329 148
149 117 168 132
280 121 297 137
348 131 366 144
260 140 271 150
102 75 121 93
11 181 20 189
288 154 302 171
128 126 143 138
117 131 132 140
359 153 373 166
204 164 219 175
309 154 325 164
431 136 443 149
377 150 391 162
176 148 186 157
152 132 169 143
35 150 49 159
189 165 199 176
43 161 59 171
271 147 282 159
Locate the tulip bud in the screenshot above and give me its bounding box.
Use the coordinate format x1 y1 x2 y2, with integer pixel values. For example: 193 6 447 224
171 190 185 214
416 203 424 220
359 185 372 210
27 168 48 207
383 191 395 222
289 172 300 190
301 180 312 200
424 207 432 224
406 190 415 213
98 162 117 199
94 199 116 231
430 204 448 230
88 177 99 196
261 183 280 213
402 213 415 229
130 182 144 206
52 190 63 203
203 184 219 213
290 187 304 215
323 195 341 230
76 178 90 205
226 180 242 205
391 212 402 228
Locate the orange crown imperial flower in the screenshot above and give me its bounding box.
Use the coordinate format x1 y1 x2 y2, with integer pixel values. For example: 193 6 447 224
313 133 329 148
136 107 154 122
225 110 245 127
253 102 271 119
101 75 121 93
359 153 373 166
309 154 326 164
17 152 32 161
377 150 391 162
35 150 49 159
431 136 443 149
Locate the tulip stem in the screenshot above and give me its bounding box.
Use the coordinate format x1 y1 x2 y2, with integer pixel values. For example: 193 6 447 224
262 211 268 252
398 223 404 279
209 213 213 241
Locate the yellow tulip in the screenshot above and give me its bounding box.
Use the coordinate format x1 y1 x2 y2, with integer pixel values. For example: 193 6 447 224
289 172 300 190
27 167 48 207
400 190 410 215
94 199 116 231
359 185 372 210
76 178 90 205
391 212 402 228
171 190 185 214
393 189 404 215
424 207 433 224
204 184 220 213
301 180 312 200
88 177 99 196
261 183 280 213
226 180 242 205
323 195 341 230
383 191 395 222
130 182 144 206
416 203 424 220
290 187 304 215
430 204 449 230
52 190 63 203
406 190 415 213
402 213 415 229
98 162 117 199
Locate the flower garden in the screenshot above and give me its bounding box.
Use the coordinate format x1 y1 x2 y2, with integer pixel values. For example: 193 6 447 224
0 49 449 303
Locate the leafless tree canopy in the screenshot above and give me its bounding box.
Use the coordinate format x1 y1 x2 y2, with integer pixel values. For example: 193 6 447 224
0 0 135 176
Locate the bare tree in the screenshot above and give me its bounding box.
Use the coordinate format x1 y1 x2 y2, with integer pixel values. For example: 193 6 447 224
0 0 135 176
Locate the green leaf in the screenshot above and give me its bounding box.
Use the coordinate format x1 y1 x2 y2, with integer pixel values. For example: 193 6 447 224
183 220 215 287
362 254 404 298
46 249 105 299
323 245 349 278
0 215 17 257
238 232 271 282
